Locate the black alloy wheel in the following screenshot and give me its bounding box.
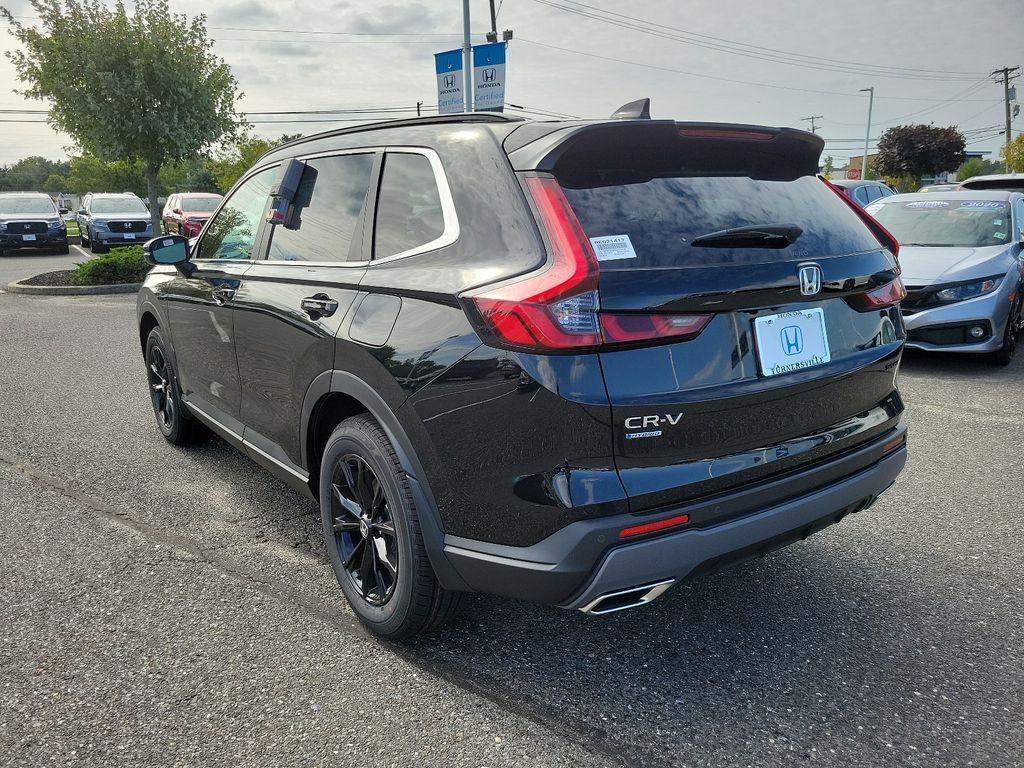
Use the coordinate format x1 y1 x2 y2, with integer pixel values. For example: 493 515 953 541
330 454 400 606
148 343 175 431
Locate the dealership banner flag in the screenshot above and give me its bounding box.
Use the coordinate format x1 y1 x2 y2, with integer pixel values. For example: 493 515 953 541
473 42 506 112
435 49 465 115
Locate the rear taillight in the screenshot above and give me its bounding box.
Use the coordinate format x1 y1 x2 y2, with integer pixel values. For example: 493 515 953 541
821 176 900 258
465 176 712 352
846 277 907 311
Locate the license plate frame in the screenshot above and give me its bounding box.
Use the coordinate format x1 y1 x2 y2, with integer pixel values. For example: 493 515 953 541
22 234 36 242
753 307 832 378
123 233 136 240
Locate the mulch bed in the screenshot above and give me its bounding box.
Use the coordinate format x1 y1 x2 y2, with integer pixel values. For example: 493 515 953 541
19 270 77 286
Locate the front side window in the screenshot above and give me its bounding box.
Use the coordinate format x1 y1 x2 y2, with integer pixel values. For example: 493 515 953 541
373 152 446 259
853 186 869 204
267 153 375 262
197 167 276 260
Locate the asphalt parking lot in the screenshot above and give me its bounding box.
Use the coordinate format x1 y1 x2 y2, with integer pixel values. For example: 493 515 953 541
1 251 1022 767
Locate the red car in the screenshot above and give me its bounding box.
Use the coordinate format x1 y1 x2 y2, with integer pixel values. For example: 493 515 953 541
162 192 223 237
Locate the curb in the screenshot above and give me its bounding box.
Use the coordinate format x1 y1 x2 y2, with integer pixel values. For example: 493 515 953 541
5 279 141 296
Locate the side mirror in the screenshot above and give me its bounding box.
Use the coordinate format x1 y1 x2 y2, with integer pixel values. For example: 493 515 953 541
59 207 70 214
144 234 193 275
172 207 182 215
77 208 86 215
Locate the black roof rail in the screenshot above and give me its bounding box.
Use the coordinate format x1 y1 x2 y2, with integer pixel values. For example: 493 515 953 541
267 112 529 156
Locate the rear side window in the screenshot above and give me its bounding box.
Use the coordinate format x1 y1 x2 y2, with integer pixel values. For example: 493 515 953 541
865 185 883 203
561 174 881 268
373 153 445 259
267 153 375 262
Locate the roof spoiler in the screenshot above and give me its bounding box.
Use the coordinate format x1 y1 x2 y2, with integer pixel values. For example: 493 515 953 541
610 98 651 120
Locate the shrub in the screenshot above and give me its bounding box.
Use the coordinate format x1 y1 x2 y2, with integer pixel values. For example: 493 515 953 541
71 246 150 285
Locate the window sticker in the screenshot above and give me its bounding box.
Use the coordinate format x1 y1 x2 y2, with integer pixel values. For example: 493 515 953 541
959 200 1006 209
590 234 638 262
994 231 1007 240
993 219 1004 226
905 201 949 208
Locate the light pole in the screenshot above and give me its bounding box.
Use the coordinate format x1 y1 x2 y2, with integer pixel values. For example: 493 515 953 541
859 87 874 180
462 0 473 113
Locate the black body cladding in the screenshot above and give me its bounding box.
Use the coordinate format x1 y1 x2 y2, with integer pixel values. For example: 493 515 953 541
137 113 907 610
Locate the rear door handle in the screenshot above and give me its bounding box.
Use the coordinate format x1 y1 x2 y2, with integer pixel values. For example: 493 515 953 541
212 286 236 305
301 293 339 318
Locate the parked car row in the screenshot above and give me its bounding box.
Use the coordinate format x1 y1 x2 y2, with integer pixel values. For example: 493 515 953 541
74 190 224 254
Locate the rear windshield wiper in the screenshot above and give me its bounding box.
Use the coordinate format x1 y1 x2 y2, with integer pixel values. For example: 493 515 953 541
690 224 803 249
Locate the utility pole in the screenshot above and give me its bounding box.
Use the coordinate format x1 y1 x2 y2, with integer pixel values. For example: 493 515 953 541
487 0 498 42
801 115 823 133
992 66 1020 171
859 87 874 180
462 0 473 113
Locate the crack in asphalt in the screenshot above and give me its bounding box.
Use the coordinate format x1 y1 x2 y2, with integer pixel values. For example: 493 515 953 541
0 450 665 768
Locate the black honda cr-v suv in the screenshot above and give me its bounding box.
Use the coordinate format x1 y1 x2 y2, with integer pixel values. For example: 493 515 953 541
137 105 908 639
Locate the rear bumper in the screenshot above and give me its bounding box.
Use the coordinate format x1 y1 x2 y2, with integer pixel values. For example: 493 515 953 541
443 424 907 607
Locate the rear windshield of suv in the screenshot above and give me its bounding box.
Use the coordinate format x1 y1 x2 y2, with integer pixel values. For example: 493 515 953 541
561 174 880 268
866 199 1009 248
0 196 57 215
92 197 148 214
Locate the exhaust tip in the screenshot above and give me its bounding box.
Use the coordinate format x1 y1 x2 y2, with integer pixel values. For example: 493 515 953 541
579 579 674 616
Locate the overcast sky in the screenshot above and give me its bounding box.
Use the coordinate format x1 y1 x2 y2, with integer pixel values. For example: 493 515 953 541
0 0 1019 165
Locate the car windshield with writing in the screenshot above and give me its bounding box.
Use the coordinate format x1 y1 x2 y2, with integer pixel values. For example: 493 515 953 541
868 200 1009 248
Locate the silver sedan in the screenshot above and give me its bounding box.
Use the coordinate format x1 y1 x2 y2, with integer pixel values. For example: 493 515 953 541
865 191 1024 365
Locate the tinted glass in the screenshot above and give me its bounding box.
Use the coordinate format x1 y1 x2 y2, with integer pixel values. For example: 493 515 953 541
880 185 894 197
867 199 1010 247
853 186 869 204
92 197 148 214
865 185 883 202
0 195 56 215
267 154 374 262
374 153 445 259
197 167 276 260
181 196 222 212
562 174 880 268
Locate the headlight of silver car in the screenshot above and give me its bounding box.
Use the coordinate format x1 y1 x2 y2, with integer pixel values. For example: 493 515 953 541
92 219 108 229
934 276 1002 304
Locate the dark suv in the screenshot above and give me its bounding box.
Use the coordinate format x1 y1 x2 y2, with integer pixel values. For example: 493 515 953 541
137 109 908 639
0 192 69 256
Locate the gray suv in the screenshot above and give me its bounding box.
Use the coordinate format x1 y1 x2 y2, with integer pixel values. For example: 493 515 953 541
78 192 153 253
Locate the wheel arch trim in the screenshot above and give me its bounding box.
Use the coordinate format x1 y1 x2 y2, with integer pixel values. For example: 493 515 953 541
303 369 471 592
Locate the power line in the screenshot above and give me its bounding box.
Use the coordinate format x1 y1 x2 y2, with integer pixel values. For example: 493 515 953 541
539 0 990 78
529 0 985 81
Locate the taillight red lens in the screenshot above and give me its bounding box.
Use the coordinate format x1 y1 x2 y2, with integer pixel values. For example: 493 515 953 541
821 176 900 258
847 277 907 311
600 313 712 344
619 513 691 539
469 176 602 350
466 176 714 352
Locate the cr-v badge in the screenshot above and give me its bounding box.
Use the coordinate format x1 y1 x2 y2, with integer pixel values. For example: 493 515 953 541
625 413 682 439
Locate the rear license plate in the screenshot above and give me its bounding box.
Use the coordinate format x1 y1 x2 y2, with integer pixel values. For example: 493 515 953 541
754 308 831 377
123 233 136 240
22 234 36 242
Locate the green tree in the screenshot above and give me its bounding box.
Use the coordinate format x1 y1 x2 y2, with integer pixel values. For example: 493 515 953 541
873 125 966 188
41 172 66 194
1 0 242 233
0 155 70 191
822 155 835 179
207 133 301 192
65 153 147 196
957 157 1002 181
1002 134 1024 173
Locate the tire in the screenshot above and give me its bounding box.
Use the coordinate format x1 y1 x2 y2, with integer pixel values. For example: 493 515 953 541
93 240 109 254
57 244 70 255
319 414 461 640
80 226 90 248
989 308 1020 366
144 327 206 445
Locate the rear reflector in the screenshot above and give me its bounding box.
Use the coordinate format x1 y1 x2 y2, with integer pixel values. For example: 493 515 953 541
821 176 900 258
846 277 907 311
619 513 691 539
464 176 713 352
882 433 906 454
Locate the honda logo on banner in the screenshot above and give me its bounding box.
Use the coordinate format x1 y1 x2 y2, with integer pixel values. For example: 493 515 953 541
434 49 464 114
472 41 506 112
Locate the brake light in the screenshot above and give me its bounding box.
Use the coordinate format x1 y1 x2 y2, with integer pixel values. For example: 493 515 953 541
678 127 774 141
619 513 690 539
821 176 900 258
465 176 712 352
846 277 907 311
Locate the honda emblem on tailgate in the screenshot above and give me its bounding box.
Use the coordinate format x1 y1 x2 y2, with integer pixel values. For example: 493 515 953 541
798 263 822 296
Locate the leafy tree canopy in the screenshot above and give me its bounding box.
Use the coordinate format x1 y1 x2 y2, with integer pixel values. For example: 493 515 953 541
0 155 70 191
207 133 302 192
873 124 966 184
1 0 243 230
957 157 1003 181
1002 134 1024 173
